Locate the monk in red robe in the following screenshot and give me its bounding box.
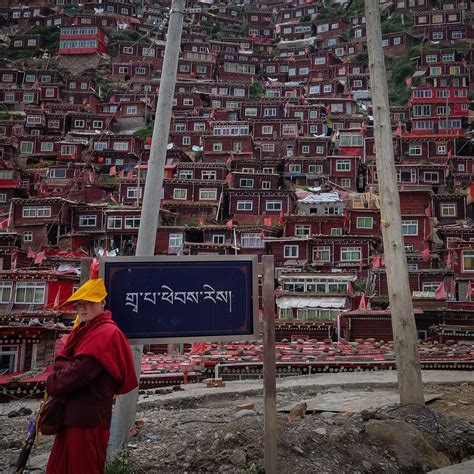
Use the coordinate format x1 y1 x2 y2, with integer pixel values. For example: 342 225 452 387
45 278 138 474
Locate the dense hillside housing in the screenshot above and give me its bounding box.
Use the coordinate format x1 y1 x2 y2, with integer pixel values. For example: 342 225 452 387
0 0 473 375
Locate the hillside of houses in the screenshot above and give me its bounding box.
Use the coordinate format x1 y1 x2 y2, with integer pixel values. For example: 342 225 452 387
0 0 473 375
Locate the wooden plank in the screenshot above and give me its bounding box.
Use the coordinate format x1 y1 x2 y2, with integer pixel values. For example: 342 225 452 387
262 255 277 473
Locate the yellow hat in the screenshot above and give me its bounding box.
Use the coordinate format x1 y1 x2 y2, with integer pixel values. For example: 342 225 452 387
64 278 107 305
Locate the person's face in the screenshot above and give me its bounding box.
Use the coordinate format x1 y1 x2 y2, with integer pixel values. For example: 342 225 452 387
74 301 104 323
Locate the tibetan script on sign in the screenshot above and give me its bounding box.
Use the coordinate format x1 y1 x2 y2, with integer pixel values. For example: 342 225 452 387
125 284 233 314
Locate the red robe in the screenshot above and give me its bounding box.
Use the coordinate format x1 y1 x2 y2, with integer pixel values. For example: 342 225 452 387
46 311 138 474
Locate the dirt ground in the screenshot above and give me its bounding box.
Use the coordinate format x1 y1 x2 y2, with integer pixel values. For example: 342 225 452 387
1 376 473 473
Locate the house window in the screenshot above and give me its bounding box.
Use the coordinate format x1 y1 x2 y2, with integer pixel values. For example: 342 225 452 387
284 245 299 258
440 203 456 217
94 141 107 151
92 121 103 129
356 217 373 229
48 119 60 129
423 172 439 183
183 98 194 106
241 233 264 248
289 164 302 173
408 144 422 156
331 228 342 236
20 142 34 155
199 188 217 200
313 246 331 262
0 282 13 303
262 126 273 135
79 215 97 227
462 251 474 272
437 145 447 155
168 233 183 249
295 225 310 236
44 88 55 98
61 145 75 155
74 119 85 128
323 84 332 93
126 187 142 199
50 169 66 179
15 282 45 304
124 216 140 229
126 106 138 115
309 164 323 174
23 206 51 218
212 235 225 244
173 188 187 200
213 143 223 152
245 107 257 117
240 178 254 188
40 142 54 152
413 105 431 116
23 231 33 242
336 160 351 171
341 247 362 262
179 170 193 180
233 142 243 152
266 200 282 212
182 136 191 146
264 108 277 117
236 200 253 211
23 92 34 103
262 144 275 152
302 146 310 154
402 220 418 236
113 142 129 151
262 181 271 190
201 171 216 180
107 216 122 229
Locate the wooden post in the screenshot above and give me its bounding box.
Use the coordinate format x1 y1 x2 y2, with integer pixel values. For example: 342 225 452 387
262 255 277 473
364 0 424 405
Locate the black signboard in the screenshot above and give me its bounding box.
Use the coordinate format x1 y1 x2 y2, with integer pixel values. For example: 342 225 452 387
100 256 259 343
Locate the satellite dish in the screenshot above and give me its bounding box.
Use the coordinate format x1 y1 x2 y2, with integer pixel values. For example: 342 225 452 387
192 145 203 152
167 143 174 150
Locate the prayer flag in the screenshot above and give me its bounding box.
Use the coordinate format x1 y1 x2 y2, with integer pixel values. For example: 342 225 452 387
466 280 472 299
226 219 233 230
422 246 430 262
435 281 446 299
358 294 367 311
34 250 46 265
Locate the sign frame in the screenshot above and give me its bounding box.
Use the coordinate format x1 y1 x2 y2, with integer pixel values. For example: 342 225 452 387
99 255 260 344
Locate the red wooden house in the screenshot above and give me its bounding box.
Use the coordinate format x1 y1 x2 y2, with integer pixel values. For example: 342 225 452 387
58 25 108 55
228 190 296 225
202 135 253 162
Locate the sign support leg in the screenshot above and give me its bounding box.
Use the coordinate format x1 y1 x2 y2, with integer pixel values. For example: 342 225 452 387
262 255 277 473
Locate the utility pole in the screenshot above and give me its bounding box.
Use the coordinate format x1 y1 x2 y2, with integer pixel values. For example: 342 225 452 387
107 0 186 457
364 0 424 405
